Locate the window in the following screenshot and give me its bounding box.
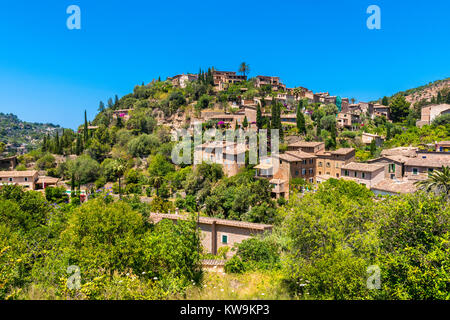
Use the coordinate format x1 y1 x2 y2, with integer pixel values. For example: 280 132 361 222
222 235 228 244
309 178 313 183
9 178 13 182
303 160 307 165
309 159 313 164
428 168 434 176
354 171 358 177
389 163 395 173
362 172 366 179
309 168 313 174
302 168 306 175
326 162 331 168
412 168 418 175
295 171 299 176
336 173 339 178
24 177 28 182
344 170 349 176
319 162 323 167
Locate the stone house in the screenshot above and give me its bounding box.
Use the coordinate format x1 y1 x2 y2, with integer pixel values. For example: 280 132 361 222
149 213 272 258
341 162 385 188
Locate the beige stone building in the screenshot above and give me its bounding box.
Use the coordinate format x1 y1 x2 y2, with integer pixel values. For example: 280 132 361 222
287 141 325 154
404 152 450 180
362 132 384 147
167 74 198 88
416 104 450 127
271 150 317 199
255 75 286 91
194 141 246 177
367 155 408 180
340 162 385 188
149 213 272 258
112 109 134 121
0 156 18 170
213 71 247 91
315 148 355 178
436 141 450 152
372 104 390 119
0 170 39 190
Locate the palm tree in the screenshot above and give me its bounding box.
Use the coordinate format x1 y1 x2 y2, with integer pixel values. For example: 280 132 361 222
293 87 305 100
112 159 126 199
238 62 250 77
415 166 450 197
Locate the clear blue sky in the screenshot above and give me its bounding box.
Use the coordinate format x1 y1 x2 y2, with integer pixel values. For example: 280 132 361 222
0 0 449 129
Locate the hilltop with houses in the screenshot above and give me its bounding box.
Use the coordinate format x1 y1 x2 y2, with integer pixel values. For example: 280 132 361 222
1 64 449 301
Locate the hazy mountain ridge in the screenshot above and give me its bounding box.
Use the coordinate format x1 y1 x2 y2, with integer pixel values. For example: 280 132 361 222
0 112 62 150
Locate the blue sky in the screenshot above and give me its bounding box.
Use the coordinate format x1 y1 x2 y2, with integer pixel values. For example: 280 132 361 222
0 0 449 129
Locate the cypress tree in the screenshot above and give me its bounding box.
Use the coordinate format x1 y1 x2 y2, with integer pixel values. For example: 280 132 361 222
76 134 82 155
330 122 336 149
98 101 105 112
256 102 263 129
84 110 89 144
296 102 306 134
370 139 376 156
42 135 47 152
243 116 248 128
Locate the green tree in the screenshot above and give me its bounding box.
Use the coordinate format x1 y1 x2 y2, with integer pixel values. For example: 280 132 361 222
370 139 376 157
296 102 306 134
67 155 100 185
98 101 105 113
389 95 411 122
256 102 263 130
84 110 89 144
238 62 250 77
243 116 248 128
127 134 160 158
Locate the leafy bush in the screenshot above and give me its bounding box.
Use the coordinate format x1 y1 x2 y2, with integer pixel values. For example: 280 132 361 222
224 255 246 274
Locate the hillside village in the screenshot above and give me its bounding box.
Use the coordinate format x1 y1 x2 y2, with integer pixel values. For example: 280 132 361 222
2 67 449 200
1 66 449 300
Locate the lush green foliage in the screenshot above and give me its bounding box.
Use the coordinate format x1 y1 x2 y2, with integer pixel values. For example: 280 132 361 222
0 186 202 300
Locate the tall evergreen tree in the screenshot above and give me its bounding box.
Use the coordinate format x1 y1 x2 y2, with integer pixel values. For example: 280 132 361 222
84 110 89 144
296 101 306 134
98 101 105 112
107 98 113 109
243 116 248 128
330 122 336 149
75 134 82 155
256 102 263 129
42 135 47 152
370 139 376 156
382 96 389 106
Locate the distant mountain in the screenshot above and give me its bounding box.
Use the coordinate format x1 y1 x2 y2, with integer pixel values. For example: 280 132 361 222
376 78 450 106
0 112 62 153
